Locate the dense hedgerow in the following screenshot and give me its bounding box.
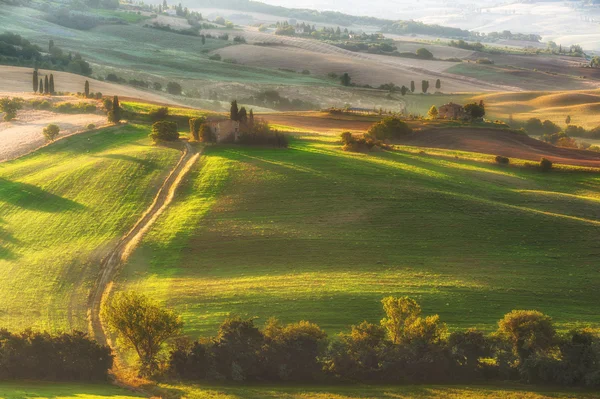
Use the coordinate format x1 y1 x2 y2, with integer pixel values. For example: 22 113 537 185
0 330 112 381
167 297 600 386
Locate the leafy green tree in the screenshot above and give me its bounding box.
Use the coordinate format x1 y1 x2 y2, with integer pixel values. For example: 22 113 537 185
42 124 60 141
340 72 351 86
49 74 55 94
428 105 438 119
400 85 408 96
410 80 415 93
33 70 38 93
591 56 600 68
213 316 264 381
497 310 556 362
84 80 90 97
448 329 489 371
150 121 179 142
380 296 421 344
464 102 485 119
367 117 412 141
102 291 183 376
107 95 121 123
230 100 239 121
0 97 24 121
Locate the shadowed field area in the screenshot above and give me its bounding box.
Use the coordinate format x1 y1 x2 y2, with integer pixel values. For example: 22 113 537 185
115 132 600 337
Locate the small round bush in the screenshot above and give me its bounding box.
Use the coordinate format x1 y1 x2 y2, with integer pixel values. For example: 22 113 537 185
87 123 96 130
43 124 60 141
150 121 179 142
495 155 510 165
540 157 553 171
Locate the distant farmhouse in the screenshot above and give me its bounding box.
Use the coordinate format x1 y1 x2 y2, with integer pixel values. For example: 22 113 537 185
208 118 240 142
438 102 466 119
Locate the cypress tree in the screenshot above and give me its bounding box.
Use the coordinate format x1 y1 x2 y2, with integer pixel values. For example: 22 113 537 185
201 35 206 45
108 95 121 123
435 79 441 90
49 74 55 94
40 78 43 94
410 81 415 93
238 107 247 123
248 109 254 127
33 70 38 93
44 75 49 94
84 80 90 98
230 100 239 121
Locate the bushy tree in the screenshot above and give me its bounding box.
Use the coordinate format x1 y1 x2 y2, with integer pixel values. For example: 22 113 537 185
400 85 408 96
464 102 485 119
167 81 182 95
539 157 553 171
42 124 60 141
149 106 169 122
150 121 179 142
0 97 24 121
238 107 247 123
448 329 489 372
102 291 183 376
367 117 412 141
416 48 433 60
497 310 556 363
380 296 422 344
428 105 438 119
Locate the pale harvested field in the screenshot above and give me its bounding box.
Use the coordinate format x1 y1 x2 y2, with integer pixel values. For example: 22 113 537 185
145 14 192 30
0 66 182 105
209 30 520 92
0 109 107 162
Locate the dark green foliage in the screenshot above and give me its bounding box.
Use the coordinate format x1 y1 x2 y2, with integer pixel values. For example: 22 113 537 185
400 85 408 96
367 117 412 141
39 78 43 94
0 97 23 121
199 124 215 143
237 119 288 147
410 81 415 93
239 90 317 111
340 72 351 86
49 74 55 94
340 132 382 152
0 329 112 381
32 70 38 93
149 107 169 122
107 95 121 124
84 80 90 97
153 82 162 91
421 80 429 93
415 48 433 60
189 117 205 141
150 120 179 142
540 157 553 171
497 310 556 362
464 102 485 119
44 75 49 94
230 100 239 121
54 102 96 114
436 79 441 90
166 82 182 95
42 124 60 141
238 107 247 123
495 155 510 164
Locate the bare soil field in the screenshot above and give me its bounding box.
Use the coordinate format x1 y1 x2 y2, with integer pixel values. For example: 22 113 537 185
0 66 182 105
0 109 107 162
400 127 600 167
264 111 378 133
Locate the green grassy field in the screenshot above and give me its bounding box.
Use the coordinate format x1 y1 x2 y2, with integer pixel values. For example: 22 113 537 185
114 132 600 338
0 124 181 332
153 383 600 399
0 382 141 399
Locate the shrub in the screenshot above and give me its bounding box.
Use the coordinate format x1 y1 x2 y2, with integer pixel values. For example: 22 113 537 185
495 155 509 164
209 53 222 61
87 123 95 130
42 124 60 141
367 117 412 141
540 158 553 171
416 48 434 60
167 82 182 95
237 119 287 147
95 92 102 99
0 97 24 121
149 106 169 122
199 123 215 143
301 69 310 75
150 121 179 142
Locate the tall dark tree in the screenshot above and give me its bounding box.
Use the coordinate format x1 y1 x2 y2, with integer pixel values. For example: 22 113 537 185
421 80 429 93
84 80 90 97
248 109 254 127
340 72 351 86
410 80 415 93
49 39 54 52
201 35 206 45
49 74 55 94
39 78 43 94
33 70 38 93
108 95 121 124
230 100 239 121
435 79 441 90
400 85 408 96
44 75 49 94
238 107 247 123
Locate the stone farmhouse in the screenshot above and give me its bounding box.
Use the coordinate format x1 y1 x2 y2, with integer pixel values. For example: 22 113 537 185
208 119 240 142
438 102 466 119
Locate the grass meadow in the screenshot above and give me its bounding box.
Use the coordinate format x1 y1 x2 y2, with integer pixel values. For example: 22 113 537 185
115 132 600 338
0 382 141 399
0 124 181 332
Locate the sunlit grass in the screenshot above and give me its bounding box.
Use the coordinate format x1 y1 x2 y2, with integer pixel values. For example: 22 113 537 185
0 382 141 399
116 133 600 337
0 124 181 332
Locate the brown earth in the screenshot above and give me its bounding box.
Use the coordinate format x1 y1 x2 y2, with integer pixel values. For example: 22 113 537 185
399 127 600 168
264 112 378 133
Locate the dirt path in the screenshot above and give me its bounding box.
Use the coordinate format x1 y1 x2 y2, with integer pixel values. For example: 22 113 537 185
88 141 201 346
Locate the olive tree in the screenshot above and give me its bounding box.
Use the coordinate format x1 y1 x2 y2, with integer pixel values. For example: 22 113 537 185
42 124 60 141
102 291 183 376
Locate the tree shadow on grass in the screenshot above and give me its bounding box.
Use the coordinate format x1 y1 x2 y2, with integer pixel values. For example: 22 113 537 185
98 153 159 171
0 218 19 260
0 178 85 213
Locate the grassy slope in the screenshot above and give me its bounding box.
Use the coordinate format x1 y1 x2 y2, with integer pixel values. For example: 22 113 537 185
0 382 141 399
0 124 181 332
116 133 600 337
157 383 600 399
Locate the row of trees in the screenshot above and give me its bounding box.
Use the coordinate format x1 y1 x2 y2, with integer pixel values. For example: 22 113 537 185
32 70 55 95
103 291 600 386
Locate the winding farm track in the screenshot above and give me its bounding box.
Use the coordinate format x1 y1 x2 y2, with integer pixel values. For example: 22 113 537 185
88 141 200 345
